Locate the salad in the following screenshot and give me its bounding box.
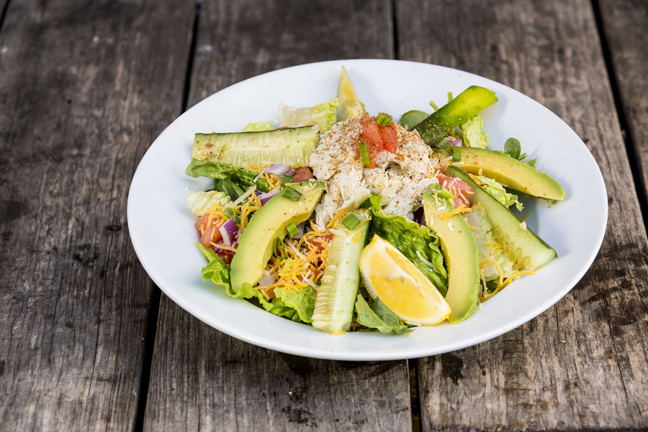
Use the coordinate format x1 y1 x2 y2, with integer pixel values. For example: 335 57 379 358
184 67 564 335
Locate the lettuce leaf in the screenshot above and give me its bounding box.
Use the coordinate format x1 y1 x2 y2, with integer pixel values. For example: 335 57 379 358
456 114 488 149
242 121 274 132
185 159 272 192
271 286 317 323
355 295 411 335
363 195 448 295
475 175 524 211
185 190 231 217
197 244 315 323
196 243 231 290
278 98 339 133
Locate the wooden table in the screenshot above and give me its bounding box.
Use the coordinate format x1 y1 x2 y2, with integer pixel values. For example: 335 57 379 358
1 0 647 430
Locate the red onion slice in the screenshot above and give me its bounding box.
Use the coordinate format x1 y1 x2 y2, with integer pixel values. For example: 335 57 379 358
218 217 238 247
446 136 463 147
265 164 292 177
259 187 280 205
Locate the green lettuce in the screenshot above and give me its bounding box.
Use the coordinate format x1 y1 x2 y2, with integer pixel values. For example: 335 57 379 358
270 286 317 323
355 295 411 335
278 98 339 132
242 121 274 132
363 195 448 295
475 175 524 211
197 242 317 323
196 243 231 290
185 159 272 192
457 114 488 149
185 190 231 216
504 137 538 167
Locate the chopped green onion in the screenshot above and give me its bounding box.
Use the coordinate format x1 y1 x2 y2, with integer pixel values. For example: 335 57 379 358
429 100 439 111
429 184 455 200
287 223 299 238
359 141 371 166
281 186 302 201
281 174 294 186
376 113 393 126
273 237 286 258
436 138 452 149
448 91 453 102
452 146 462 162
342 214 361 230
222 207 241 224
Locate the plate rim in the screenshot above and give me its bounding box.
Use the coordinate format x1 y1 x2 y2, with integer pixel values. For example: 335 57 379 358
127 59 608 361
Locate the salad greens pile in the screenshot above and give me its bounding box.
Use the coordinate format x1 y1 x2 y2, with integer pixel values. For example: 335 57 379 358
185 67 564 335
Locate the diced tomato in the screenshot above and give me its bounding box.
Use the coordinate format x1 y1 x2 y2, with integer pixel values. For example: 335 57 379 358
355 118 384 168
311 233 334 259
196 214 223 248
437 175 473 208
355 117 400 166
378 122 398 153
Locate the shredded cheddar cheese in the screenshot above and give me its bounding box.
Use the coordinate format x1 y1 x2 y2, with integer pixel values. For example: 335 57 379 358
262 230 332 294
438 204 472 220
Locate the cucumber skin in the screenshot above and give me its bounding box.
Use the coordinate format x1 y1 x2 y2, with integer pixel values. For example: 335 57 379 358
192 126 319 168
446 166 557 270
414 86 498 145
311 210 371 334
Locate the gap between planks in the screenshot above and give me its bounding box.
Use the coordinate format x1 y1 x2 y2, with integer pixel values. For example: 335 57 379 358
591 0 648 231
132 1 202 431
0 0 12 37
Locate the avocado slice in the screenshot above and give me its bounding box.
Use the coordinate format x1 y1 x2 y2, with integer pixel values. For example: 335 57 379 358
230 182 324 292
433 147 565 201
447 166 557 271
422 192 480 324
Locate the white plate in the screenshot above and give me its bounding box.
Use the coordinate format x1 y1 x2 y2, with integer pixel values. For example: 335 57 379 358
128 60 607 361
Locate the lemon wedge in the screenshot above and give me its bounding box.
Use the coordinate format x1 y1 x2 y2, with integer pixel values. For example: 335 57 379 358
359 235 451 326
337 66 365 121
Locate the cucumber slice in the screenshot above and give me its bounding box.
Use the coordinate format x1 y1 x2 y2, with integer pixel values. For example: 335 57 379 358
414 86 498 145
447 166 557 270
312 209 371 333
192 126 319 168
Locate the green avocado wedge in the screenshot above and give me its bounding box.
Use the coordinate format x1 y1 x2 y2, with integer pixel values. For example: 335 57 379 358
446 166 557 271
422 192 480 324
433 147 565 201
230 182 324 293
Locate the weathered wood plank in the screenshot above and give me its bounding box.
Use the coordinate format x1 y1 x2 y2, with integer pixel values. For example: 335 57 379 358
598 0 648 207
0 0 194 430
397 0 648 430
144 1 413 431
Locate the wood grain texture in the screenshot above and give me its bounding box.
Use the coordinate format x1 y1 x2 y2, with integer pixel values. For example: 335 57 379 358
0 0 194 430
144 1 413 431
598 0 648 203
397 0 648 430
